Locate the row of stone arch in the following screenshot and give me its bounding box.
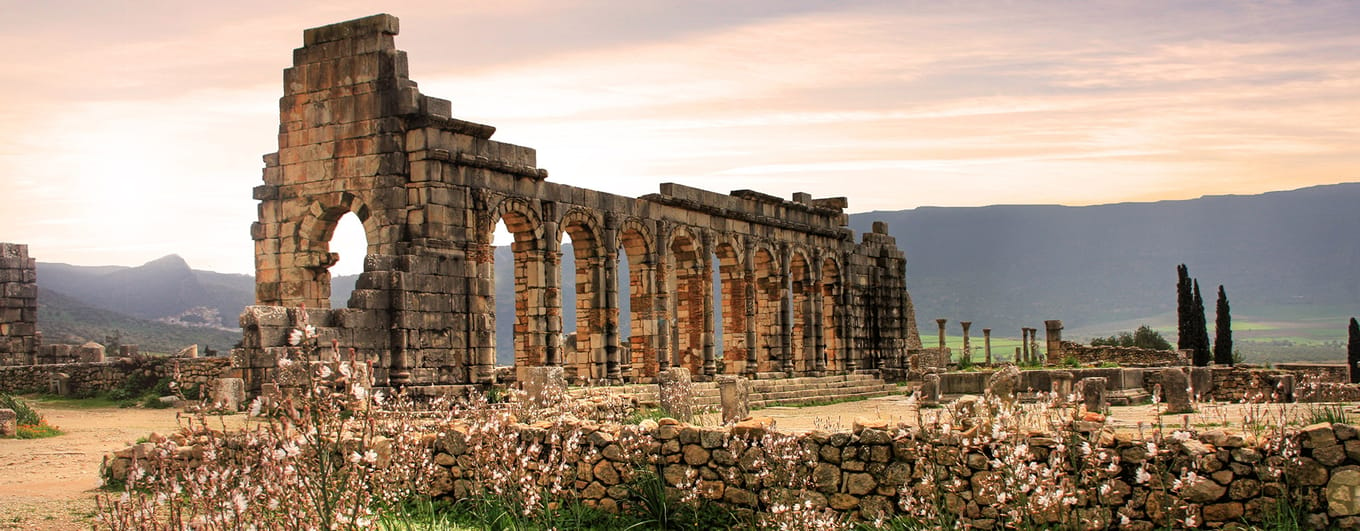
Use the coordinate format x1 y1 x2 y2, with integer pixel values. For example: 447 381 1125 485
480 195 849 382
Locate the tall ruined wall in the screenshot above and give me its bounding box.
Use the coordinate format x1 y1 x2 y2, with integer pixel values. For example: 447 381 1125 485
234 14 920 395
0 243 39 366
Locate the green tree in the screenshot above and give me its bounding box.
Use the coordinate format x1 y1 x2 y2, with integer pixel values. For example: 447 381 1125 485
1214 286 1233 366
1091 325 1171 350
1132 325 1173 350
1349 317 1359 384
1191 280 1210 366
1176 264 1193 352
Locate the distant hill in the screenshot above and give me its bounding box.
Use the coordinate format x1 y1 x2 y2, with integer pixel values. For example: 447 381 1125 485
848 182 1360 344
37 287 239 354
39 255 254 330
39 183 1357 362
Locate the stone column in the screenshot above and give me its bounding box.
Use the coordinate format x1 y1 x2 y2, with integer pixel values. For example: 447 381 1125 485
470 242 495 384
778 245 793 373
743 240 759 376
811 263 826 373
960 321 972 365
1044 320 1064 365
654 222 672 370
543 216 562 366
700 233 716 378
1014 347 1022 365
840 286 857 372
982 328 992 366
935 319 948 351
1020 328 1031 364
602 218 621 382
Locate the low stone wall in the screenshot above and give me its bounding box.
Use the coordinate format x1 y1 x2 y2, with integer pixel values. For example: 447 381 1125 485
104 415 1360 528
0 357 230 395
1276 363 1348 384
1062 341 1184 367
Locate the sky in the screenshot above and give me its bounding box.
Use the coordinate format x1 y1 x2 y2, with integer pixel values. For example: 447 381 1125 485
1 0 1357 275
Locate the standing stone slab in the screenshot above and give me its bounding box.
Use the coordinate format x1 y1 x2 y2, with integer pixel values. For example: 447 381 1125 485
986 365 1021 404
1161 368 1193 414
1188 367 1215 401
0 408 16 437
1080 377 1107 414
1050 371 1074 404
657 368 694 421
214 377 247 412
920 373 941 407
716 375 751 423
523 366 567 409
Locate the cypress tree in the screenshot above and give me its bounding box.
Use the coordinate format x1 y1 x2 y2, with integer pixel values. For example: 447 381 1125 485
1349 317 1359 384
1214 285 1233 365
1176 264 1192 352
1191 280 1210 366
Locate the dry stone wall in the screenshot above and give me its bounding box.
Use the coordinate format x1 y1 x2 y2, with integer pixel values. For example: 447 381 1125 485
0 243 38 366
1062 341 1184 367
104 414 1360 529
233 14 922 396
0 357 230 396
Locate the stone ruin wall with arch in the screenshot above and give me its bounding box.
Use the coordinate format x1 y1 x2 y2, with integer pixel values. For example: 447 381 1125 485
231 14 923 396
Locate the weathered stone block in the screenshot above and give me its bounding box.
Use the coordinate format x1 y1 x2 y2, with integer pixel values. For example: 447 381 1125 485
522 366 565 409
716 375 750 423
214 378 247 412
0 408 15 437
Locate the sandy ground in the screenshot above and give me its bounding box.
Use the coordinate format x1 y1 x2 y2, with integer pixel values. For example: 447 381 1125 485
0 394 1347 529
0 401 250 530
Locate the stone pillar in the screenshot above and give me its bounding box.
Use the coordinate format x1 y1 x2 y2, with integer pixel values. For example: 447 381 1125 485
1044 320 1064 365
778 245 793 373
603 220 622 382
920 373 941 407
982 328 992 366
0 408 15 437
1080 377 1107 414
1160 367 1192 414
840 286 857 372
1050 371 1074 404
717 375 751 423
0 243 40 367
1020 328 1031 364
654 223 673 370
1028 328 1041 365
700 233 716 378
743 240 759 376
812 264 826 373
523 366 567 409
657 368 694 421
1015 347 1023 365
960 321 972 364
935 319 948 351
543 217 562 367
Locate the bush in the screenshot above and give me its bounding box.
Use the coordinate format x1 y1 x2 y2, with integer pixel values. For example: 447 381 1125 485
0 392 42 426
1090 325 1173 350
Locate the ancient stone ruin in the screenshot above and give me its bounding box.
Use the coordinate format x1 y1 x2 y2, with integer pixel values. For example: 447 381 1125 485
0 243 39 366
230 14 923 396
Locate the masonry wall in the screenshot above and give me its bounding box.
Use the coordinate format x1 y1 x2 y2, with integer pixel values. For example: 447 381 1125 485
104 416 1360 528
234 14 922 396
0 243 39 366
0 357 230 396
1062 341 1184 367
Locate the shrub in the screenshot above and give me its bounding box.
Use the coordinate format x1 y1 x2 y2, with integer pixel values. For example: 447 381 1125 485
0 392 41 426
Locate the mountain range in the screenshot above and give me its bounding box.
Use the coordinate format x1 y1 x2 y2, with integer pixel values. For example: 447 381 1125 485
31 182 1359 360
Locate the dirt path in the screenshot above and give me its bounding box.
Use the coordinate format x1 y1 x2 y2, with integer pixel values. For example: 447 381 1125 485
0 401 239 530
